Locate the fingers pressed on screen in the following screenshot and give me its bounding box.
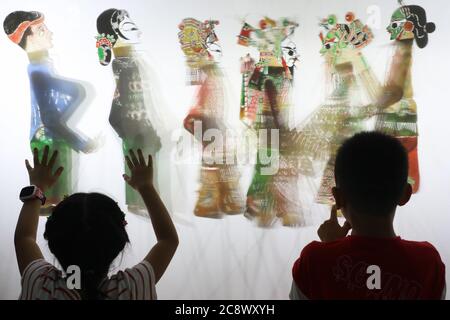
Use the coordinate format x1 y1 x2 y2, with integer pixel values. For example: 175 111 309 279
42 145 49 165
125 156 134 171
33 148 39 165
48 150 58 169
137 149 145 165
25 159 32 172
129 149 139 167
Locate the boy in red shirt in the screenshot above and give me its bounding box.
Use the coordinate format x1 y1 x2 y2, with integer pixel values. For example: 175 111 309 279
291 132 446 299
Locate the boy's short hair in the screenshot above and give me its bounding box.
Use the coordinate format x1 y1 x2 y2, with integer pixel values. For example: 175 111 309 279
334 131 409 216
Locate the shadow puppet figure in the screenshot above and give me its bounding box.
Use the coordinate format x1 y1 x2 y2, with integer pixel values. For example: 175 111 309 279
375 3 436 193
4 11 96 215
97 9 164 216
238 17 303 227
178 18 245 219
296 13 379 206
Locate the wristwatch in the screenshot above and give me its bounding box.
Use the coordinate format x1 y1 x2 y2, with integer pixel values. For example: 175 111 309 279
20 185 46 205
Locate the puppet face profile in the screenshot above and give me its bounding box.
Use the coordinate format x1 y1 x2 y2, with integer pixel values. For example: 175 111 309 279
387 8 414 41
281 38 299 67
27 22 53 52
280 19 299 67
386 5 435 49
204 21 222 59
96 9 142 66
115 12 141 44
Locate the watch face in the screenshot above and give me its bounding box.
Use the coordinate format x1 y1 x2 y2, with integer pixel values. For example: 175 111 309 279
20 186 36 198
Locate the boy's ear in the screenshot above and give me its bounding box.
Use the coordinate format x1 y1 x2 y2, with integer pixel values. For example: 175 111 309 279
332 187 345 210
398 183 412 206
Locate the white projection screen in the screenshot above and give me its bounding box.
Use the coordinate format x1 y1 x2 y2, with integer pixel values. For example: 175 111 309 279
0 0 449 299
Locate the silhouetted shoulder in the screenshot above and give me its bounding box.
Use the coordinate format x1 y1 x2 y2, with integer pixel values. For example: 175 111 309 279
299 239 347 259
398 239 443 261
299 240 322 256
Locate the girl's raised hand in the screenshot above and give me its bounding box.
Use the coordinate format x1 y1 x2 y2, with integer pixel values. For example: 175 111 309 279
25 145 63 192
123 149 154 192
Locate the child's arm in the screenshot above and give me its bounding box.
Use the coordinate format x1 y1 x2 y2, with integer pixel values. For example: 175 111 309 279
123 149 179 283
15 146 63 275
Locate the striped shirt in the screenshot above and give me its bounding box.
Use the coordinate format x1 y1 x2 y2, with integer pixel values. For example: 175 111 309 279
19 259 157 300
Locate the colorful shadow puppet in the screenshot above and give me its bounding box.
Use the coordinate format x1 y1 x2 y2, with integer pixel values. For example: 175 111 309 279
296 13 380 205
238 17 304 227
96 9 165 217
375 3 435 193
178 18 244 218
4 11 96 215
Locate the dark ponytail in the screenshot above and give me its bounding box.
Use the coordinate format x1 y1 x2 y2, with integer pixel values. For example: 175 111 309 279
403 5 435 49
44 193 129 300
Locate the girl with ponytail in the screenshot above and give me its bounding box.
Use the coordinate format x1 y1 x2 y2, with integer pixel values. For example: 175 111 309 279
14 146 178 299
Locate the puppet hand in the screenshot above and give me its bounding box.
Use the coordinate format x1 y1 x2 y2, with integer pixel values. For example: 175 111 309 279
82 135 103 154
123 149 154 192
317 205 352 242
25 145 64 192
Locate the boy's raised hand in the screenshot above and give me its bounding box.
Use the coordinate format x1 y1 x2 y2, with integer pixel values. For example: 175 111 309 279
25 145 64 192
123 149 154 191
317 205 352 242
